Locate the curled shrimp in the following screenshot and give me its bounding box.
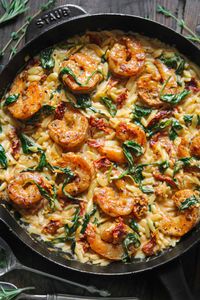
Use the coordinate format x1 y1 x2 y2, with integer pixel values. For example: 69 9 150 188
160 189 200 237
177 134 200 158
61 53 102 93
137 60 178 108
116 122 147 147
98 144 126 163
7 172 51 208
48 108 88 150
55 153 93 197
108 37 145 77
86 222 126 260
94 186 148 218
7 76 44 120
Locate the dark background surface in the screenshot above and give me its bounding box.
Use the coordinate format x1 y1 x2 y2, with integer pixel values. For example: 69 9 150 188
0 1 200 299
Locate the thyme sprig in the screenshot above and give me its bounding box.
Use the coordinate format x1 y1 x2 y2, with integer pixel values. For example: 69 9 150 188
0 286 34 300
0 0 56 59
0 0 29 25
157 5 200 44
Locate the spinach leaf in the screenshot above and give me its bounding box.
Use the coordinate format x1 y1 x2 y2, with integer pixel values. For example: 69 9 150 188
173 157 199 175
160 90 190 105
19 133 39 154
179 195 199 210
123 233 141 261
158 160 169 173
0 144 7 169
159 53 185 75
148 119 172 137
122 141 143 172
100 96 117 117
40 48 55 69
60 67 83 86
129 219 139 233
140 185 154 194
3 94 19 106
69 94 92 109
81 206 97 234
0 122 2 133
26 151 48 172
197 115 200 126
169 120 183 140
65 207 80 238
35 183 57 210
26 105 55 125
132 105 152 122
183 115 193 126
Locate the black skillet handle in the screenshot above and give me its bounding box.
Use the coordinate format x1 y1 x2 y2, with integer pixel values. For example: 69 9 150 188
25 4 88 43
158 258 194 300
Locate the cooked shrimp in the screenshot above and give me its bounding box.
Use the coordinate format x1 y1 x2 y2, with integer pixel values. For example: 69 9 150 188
94 186 148 218
177 134 200 158
48 108 88 150
86 223 124 260
137 60 178 108
7 76 44 120
116 122 147 147
7 172 50 208
98 144 126 163
61 53 102 92
56 153 93 197
108 37 145 77
160 189 200 237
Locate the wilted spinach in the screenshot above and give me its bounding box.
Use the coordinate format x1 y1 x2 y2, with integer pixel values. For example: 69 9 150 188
40 47 55 69
100 96 117 117
3 94 19 106
160 90 190 105
0 144 7 169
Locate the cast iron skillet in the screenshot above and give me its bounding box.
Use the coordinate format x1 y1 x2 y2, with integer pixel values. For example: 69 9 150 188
0 4 199 299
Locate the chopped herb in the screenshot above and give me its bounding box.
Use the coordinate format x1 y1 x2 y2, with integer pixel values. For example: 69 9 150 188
19 133 39 154
100 96 117 117
0 144 7 169
183 115 193 126
160 90 190 105
40 47 55 69
179 195 199 210
169 120 183 140
81 206 97 234
158 160 169 173
148 119 172 137
129 219 139 233
123 233 141 261
3 94 19 106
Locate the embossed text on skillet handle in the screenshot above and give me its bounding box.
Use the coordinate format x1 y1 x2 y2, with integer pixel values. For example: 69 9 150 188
25 4 88 43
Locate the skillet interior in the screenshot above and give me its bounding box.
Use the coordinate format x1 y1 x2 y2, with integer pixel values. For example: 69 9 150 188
0 13 200 275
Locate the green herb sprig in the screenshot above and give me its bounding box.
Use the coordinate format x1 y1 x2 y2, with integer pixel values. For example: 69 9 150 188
0 0 29 25
0 0 56 59
157 5 200 44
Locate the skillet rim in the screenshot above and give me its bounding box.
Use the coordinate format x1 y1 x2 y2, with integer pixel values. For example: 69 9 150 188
0 12 200 275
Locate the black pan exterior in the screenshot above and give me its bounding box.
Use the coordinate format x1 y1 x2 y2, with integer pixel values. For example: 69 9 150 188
0 14 200 275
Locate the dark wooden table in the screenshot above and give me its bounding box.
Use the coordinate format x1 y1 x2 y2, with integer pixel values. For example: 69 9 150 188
0 1 200 299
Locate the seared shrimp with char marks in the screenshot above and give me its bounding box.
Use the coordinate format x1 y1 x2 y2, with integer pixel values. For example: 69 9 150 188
86 221 129 260
48 107 88 150
177 133 200 158
61 53 102 93
55 153 93 197
137 60 178 108
7 76 44 120
116 122 147 148
94 184 148 218
98 144 126 163
160 189 200 237
7 172 51 208
108 36 145 77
